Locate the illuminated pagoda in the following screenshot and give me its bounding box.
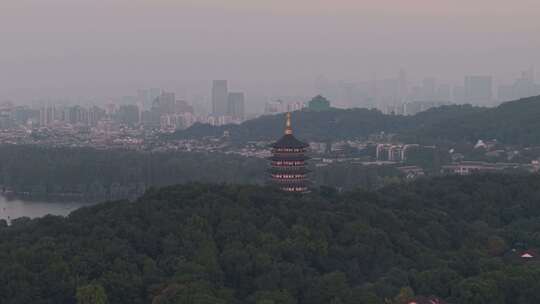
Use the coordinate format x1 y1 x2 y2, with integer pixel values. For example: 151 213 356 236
269 112 310 193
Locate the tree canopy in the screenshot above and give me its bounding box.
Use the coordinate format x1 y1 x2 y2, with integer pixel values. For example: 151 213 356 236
171 95 540 146
1 174 540 303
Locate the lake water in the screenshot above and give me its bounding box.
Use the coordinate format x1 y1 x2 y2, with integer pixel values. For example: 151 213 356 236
0 195 98 223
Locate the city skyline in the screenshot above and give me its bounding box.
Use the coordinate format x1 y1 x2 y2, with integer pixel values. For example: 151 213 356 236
3 2 540 303
1 0 539 107
4 68 539 116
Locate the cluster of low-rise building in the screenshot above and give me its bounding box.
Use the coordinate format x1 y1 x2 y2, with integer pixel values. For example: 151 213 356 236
3 93 540 178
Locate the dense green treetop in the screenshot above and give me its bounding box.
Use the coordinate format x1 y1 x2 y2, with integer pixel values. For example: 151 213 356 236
1 174 540 303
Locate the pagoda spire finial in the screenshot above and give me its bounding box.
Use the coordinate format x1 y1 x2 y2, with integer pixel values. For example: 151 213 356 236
285 112 293 135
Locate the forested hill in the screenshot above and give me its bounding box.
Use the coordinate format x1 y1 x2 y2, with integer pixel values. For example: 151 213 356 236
2 174 540 303
408 95 540 144
171 107 407 142
172 95 540 145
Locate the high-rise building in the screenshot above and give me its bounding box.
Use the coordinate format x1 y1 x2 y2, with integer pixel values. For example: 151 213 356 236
513 70 537 100
337 82 356 108
67 105 89 125
524 66 535 82
398 68 409 102
175 100 194 114
39 106 55 126
497 84 514 102
227 92 245 121
212 80 228 116
287 101 306 112
265 100 285 114
452 85 465 103
89 106 106 127
268 113 310 193
160 112 196 130
153 92 176 115
380 78 399 107
437 84 452 102
13 106 38 125
141 109 161 128
137 88 162 110
117 105 140 126
497 68 539 102
465 76 493 106
421 77 437 101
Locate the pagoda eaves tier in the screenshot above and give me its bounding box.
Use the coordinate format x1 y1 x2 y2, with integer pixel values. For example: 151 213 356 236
268 113 310 193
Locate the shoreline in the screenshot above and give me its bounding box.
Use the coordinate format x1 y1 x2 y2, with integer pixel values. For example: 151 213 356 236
0 190 111 204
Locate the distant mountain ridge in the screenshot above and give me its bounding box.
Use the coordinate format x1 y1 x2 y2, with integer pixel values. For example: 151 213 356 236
171 95 540 145
408 96 540 144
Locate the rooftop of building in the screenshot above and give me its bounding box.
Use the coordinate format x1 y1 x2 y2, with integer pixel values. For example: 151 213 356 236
271 134 309 149
271 112 308 149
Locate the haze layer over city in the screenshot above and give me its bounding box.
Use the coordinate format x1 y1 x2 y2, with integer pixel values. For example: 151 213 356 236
1 0 539 114
4 1 540 303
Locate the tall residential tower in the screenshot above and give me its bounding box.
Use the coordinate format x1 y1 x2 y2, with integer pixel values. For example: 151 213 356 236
212 80 228 116
227 92 245 121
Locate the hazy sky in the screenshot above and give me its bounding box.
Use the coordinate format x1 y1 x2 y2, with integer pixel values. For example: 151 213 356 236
1 0 539 107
